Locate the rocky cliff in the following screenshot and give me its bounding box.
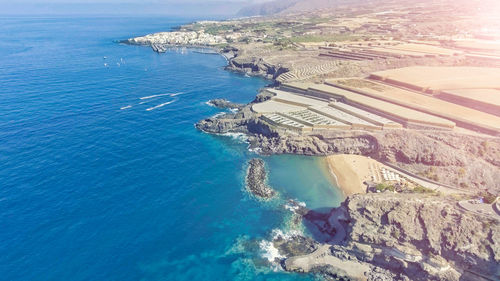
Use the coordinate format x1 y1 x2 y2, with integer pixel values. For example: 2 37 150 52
226 56 290 80
280 193 500 281
197 101 500 193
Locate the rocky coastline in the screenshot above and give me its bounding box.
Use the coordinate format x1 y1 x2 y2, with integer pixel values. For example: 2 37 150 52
206 98 243 110
276 193 500 281
197 90 500 280
125 21 500 281
196 95 500 193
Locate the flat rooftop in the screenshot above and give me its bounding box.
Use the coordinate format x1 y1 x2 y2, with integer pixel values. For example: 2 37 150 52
285 110 349 127
266 88 329 107
310 105 375 126
252 100 306 113
328 102 399 127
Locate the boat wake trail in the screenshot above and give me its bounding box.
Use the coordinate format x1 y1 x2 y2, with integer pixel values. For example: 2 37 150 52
140 93 172 100
169 92 185 97
146 99 177 111
122 91 184 110
140 92 184 100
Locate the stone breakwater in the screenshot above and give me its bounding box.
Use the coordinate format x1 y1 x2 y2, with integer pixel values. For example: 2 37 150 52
245 158 276 199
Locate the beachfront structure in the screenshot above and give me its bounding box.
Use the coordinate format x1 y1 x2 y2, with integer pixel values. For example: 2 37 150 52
381 168 402 182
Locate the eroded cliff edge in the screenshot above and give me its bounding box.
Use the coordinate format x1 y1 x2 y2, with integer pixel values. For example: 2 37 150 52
279 193 499 281
196 93 500 280
196 94 500 194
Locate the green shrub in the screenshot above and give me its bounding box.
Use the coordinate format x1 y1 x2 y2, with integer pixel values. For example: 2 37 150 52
376 183 395 192
458 168 466 177
391 228 401 240
480 192 498 204
413 185 435 194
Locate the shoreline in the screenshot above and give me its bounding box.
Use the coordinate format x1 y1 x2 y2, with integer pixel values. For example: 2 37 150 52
319 157 345 199
325 154 369 197
123 14 500 281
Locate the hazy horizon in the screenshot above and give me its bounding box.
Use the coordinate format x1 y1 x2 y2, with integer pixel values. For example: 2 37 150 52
0 0 271 16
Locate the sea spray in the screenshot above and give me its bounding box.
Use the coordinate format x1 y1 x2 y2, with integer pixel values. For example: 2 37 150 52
220 132 249 143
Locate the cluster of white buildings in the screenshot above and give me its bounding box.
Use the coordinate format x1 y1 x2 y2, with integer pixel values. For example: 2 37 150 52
130 31 226 46
381 168 402 182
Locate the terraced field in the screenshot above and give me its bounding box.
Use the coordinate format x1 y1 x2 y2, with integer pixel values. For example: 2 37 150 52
371 66 500 90
328 78 500 134
285 109 349 128
309 84 456 129
261 113 310 131
439 89 500 112
277 61 340 82
328 102 401 128
309 105 377 128
382 43 462 56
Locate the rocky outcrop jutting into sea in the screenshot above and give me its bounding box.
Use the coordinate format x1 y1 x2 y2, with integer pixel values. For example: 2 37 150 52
245 158 276 199
206 99 243 110
277 193 500 281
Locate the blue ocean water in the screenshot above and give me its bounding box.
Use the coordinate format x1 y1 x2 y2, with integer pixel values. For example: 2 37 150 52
0 17 343 280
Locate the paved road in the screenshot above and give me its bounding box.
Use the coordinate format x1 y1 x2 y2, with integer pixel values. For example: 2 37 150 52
382 162 472 195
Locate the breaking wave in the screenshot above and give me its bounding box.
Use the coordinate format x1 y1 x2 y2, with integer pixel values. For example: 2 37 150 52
220 132 249 143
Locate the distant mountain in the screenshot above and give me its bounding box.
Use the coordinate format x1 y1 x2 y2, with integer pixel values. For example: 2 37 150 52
237 0 300 16
237 0 355 16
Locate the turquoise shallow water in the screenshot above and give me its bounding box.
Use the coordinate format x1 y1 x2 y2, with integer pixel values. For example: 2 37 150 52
0 16 342 280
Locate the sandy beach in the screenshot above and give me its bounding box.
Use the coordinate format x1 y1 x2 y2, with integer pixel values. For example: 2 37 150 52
326 154 375 196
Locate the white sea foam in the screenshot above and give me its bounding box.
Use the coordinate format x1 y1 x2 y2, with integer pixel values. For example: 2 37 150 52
284 200 306 213
146 100 176 111
248 146 262 154
205 101 216 107
258 228 304 271
120 105 132 110
259 239 283 264
220 132 249 143
270 228 303 241
211 112 226 118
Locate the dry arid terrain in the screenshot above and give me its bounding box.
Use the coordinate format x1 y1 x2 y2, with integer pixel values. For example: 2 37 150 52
127 0 500 280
